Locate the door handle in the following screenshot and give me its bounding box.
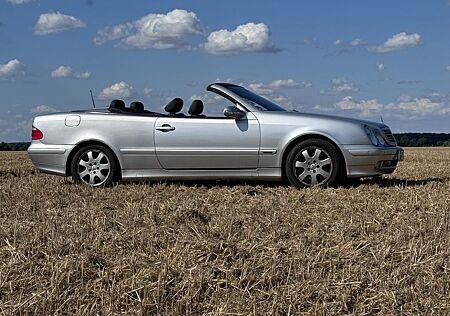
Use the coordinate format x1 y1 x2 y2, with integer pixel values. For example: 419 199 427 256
156 124 175 132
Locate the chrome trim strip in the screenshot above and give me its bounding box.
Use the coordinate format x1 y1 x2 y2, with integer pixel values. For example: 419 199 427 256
27 148 66 154
259 149 277 155
156 149 258 155
120 148 156 154
348 148 400 156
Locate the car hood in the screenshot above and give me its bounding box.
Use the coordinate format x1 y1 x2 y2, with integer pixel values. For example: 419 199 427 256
268 111 387 129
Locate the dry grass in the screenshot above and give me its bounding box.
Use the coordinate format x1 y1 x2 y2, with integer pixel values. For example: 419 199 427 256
1 148 450 315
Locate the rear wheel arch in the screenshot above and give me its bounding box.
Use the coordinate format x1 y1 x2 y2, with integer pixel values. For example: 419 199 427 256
66 140 121 178
281 134 347 182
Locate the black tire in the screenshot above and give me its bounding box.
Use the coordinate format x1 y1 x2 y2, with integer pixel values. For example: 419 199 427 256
71 144 118 187
285 138 343 188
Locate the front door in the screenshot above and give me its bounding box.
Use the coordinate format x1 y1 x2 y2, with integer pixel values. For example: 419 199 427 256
154 113 260 169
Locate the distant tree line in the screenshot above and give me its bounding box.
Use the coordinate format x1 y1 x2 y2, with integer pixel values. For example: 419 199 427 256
0 142 30 151
394 133 450 147
0 134 449 151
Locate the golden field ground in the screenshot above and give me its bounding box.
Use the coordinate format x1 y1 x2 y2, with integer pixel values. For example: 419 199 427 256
0 148 450 315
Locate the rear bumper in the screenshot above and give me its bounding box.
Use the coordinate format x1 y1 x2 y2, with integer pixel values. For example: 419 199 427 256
27 142 75 176
341 145 404 178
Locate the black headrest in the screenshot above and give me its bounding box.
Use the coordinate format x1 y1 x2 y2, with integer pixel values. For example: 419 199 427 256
164 98 183 114
188 100 204 115
130 101 144 113
109 99 125 111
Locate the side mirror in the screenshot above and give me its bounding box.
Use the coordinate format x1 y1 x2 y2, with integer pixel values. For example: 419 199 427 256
223 106 245 119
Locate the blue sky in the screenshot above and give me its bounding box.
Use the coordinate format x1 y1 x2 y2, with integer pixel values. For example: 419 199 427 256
0 0 449 141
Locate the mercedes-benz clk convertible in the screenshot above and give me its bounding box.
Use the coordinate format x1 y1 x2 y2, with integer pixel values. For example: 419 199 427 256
28 83 404 188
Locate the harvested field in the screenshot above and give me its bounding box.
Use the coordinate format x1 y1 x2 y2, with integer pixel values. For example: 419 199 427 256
1 148 450 315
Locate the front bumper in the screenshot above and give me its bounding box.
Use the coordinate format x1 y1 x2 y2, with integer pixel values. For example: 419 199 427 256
28 142 75 176
341 145 404 178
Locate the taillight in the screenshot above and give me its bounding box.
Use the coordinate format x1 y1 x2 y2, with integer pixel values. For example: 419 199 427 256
31 126 43 140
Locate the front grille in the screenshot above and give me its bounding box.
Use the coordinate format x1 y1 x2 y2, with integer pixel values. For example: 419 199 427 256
381 127 397 146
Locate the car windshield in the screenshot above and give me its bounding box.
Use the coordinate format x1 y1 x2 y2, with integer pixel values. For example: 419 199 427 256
226 85 287 111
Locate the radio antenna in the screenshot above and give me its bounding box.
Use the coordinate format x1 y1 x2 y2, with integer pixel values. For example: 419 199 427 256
90 89 96 108
380 115 384 123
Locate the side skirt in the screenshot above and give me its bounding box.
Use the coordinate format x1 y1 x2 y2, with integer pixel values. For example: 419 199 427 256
121 168 282 181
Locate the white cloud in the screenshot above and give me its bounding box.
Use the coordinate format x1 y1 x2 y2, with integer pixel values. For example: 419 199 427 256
350 38 365 47
7 0 35 4
245 79 311 96
51 65 91 79
271 95 293 107
268 79 312 89
385 98 450 118
321 78 358 95
0 59 25 79
204 22 280 54
329 95 450 120
32 105 57 114
369 32 421 53
94 23 133 45
98 81 133 100
143 87 153 95
335 38 365 47
73 72 91 79
51 65 72 78
335 96 382 117
313 104 334 113
377 62 385 72
34 12 86 35
247 82 275 95
94 9 202 49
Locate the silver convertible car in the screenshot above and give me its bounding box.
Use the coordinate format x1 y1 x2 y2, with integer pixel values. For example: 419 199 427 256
28 83 404 188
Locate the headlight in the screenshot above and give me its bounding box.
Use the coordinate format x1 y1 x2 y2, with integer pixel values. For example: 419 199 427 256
364 125 386 147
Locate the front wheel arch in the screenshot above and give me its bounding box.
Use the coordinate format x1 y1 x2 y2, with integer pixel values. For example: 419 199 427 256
281 134 346 183
66 140 121 179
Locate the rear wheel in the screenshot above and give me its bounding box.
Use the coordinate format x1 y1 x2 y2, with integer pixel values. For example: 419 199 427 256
71 145 117 187
285 139 342 188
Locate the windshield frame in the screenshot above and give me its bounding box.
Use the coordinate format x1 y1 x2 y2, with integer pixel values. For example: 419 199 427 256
224 85 287 112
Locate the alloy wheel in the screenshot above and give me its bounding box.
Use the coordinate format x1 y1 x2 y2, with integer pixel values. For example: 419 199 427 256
293 146 333 186
77 149 111 186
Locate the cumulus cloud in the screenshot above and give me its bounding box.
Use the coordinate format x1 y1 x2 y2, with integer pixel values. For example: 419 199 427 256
320 78 358 95
94 9 202 49
334 38 365 47
51 65 91 79
0 59 25 79
7 0 35 4
269 79 312 89
243 80 308 108
335 96 382 117
369 32 421 53
246 79 311 96
350 38 365 47
247 82 275 95
385 98 450 118
203 22 280 54
322 95 450 120
32 105 57 114
98 82 133 100
34 12 86 35
94 24 133 45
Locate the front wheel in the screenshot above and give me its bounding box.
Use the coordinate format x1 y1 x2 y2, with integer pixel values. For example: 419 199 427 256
71 145 118 187
285 139 343 188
